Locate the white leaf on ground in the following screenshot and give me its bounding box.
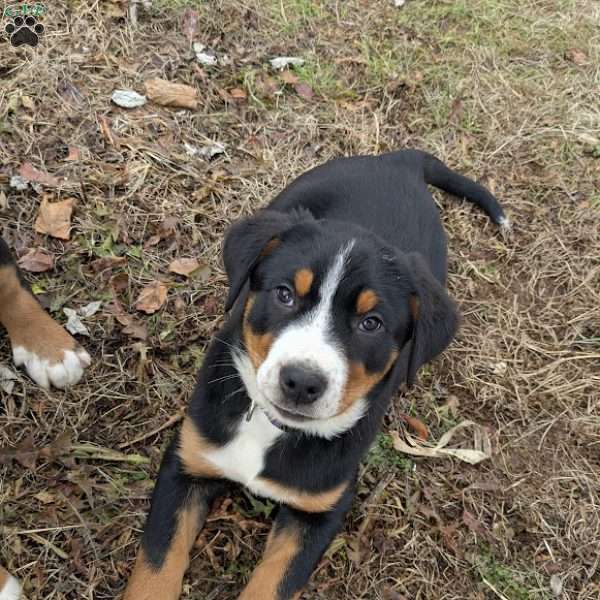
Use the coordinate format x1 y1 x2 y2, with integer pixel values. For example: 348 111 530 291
0 364 18 394
79 301 102 318
492 360 508 376
10 175 28 190
63 308 90 337
550 574 563 597
0 190 8 211
391 420 492 465
269 57 305 70
193 42 218 66
185 141 226 160
394 0 406 6
111 89 148 108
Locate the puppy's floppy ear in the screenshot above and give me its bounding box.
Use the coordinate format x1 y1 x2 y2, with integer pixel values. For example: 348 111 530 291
404 252 460 386
223 209 310 311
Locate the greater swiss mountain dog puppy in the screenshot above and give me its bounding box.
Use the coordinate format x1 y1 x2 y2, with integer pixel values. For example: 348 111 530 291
0 237 90 389
124 149 508 600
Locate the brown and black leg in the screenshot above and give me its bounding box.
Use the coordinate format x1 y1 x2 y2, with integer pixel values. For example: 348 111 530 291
0 237 90 389
123 436 229 600
238 484 355 600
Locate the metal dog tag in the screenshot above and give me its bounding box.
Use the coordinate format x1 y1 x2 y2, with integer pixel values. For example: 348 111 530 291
245 400 256 422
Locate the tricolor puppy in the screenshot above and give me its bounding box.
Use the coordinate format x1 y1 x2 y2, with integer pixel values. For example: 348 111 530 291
124 150 507 600
0 239 91 598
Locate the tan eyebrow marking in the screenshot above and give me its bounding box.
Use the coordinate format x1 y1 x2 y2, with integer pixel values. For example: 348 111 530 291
294 268 314 297
356 289 378 314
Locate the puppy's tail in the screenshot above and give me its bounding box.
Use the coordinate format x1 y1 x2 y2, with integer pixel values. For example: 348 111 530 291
420 151 510 230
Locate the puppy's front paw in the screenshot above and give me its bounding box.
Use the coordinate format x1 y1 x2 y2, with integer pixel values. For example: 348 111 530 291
0 567 22 600
13 339 91 389
9 309 91 389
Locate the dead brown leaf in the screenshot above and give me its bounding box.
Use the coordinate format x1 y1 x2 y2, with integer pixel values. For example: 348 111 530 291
229 87 247 101
168 257 202 277
448 97 463 123
144 78 198 110
122 320 149 340
157 217 178 239
0 435 38 468
135 280 168 314
19 162 59 187
182 7 199 43
565 48 588 65
98 116 120 148
110 289 149 340
294 82 314 100
65 146 81 161
17 248 54 273
34 196 75 240
280 70 300 85
382 587 408 600
90 256 127 274
0 432 71 468
399 414 429 441
110 272 129 293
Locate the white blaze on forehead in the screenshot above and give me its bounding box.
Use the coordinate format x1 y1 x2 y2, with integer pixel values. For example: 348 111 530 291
254 242 361 431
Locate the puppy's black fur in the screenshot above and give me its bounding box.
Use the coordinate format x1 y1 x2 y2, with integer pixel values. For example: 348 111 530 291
124 150 506 600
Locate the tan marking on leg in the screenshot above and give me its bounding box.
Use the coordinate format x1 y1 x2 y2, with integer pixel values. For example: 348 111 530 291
238 527 301 600
255 478 347 513
338 351 398 414
177 418 222 478
293 268 314 297
0 566 9 591
124 503 202 600
243 295 273 369
0 265 77 363
356 289 378 314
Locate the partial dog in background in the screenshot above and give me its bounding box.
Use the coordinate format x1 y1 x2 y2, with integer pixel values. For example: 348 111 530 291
0 237 90 389
0 237 91 600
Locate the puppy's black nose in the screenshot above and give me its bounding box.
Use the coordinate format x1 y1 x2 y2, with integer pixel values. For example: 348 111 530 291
279 364 327 405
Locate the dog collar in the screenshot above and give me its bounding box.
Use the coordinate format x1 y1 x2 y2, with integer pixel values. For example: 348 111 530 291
246 401 292 433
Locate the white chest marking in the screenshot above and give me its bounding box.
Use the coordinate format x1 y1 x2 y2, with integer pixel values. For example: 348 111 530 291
204 409 282 486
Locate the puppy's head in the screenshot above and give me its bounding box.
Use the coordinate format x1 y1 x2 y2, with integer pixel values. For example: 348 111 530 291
224 210 459 437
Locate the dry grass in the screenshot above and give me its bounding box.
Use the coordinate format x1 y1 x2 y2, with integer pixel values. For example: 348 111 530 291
1 0 599 598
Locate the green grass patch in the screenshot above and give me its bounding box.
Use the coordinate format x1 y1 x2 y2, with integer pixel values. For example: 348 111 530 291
474 548 550 600
366 433 411 471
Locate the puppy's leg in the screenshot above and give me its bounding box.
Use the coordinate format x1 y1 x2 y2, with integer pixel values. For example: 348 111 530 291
0 565 21 600
124 437 227 600
0 238 90 389
238 486 354 600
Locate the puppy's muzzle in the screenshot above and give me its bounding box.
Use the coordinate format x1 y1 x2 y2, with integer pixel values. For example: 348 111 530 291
278 363 328 406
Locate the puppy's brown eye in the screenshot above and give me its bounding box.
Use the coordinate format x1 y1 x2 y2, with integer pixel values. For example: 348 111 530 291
275 285 295 307
359 316 383 332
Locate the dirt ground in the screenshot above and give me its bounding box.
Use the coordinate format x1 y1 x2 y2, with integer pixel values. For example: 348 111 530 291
1 1 599 599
